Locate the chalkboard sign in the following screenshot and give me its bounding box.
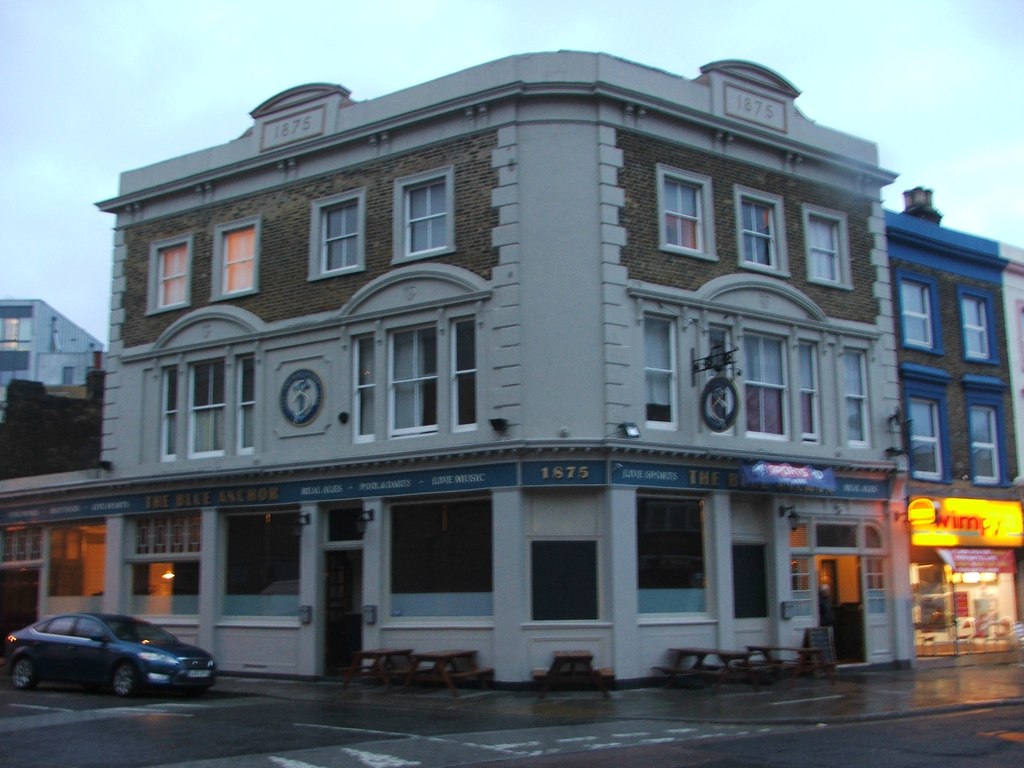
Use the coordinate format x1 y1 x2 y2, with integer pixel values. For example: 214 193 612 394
803 626 836 664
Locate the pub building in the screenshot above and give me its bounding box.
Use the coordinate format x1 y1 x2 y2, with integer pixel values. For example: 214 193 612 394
2 54 915 680
908 497 1022 655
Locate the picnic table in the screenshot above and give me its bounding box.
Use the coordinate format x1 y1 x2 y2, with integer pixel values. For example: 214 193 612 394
533 650 613 698
404 649 493 696
746 644 835 686
659 647 768 690
342 648 414 689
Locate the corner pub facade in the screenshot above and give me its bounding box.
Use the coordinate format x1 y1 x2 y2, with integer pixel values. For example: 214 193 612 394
0 53 913 681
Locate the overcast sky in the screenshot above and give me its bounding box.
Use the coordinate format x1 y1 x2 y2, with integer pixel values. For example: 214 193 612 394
2 0 1022 346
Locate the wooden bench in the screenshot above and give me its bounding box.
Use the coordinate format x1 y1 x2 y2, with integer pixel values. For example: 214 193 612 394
747 645 834 686
342 648 414 689
534 650 613 697
660 647 768 691
404 650 493 696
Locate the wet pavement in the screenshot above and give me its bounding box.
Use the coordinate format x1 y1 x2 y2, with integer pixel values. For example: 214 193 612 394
216 653 1024 726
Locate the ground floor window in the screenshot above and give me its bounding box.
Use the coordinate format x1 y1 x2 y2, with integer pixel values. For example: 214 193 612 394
390 498 492 617
48 522 106 613
224 511 300 616
911 546 1018 655
637 498 705 613
129 514 202 615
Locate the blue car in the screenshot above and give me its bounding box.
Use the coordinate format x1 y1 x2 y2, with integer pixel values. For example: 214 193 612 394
5 613 216 697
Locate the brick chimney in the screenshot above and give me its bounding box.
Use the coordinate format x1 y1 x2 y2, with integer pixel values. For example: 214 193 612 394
902 187 943 224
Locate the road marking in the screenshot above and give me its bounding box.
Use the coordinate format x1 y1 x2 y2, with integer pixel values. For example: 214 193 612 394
338 748 421 767
295 722 415 738
9 703 74 712
768 694 844 706
269 758 330 768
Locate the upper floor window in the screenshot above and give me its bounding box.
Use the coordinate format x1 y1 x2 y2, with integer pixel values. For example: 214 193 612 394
394 167 455 262
803 207 850 288
237 356 255 454
843 349 868 446
149 236 192 312
744 334 785 437
657 166 715 260
969 404 999 484
390 327 438 436
161 366 178 461
959 288 996 362
189 360 225 457
798 341 819 442
908 397 943 481
354 335 375 442
309 190 365 278
897 272 941 353
644 315 675 426
735 188 787 274
212 218 260 299
452 319 477 430
1 316 32 351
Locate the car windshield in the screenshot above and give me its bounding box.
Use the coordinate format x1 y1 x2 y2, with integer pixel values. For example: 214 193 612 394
105 618 179 645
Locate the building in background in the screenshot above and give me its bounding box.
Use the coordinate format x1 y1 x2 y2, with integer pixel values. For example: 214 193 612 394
887 189 1022 657
0 299 104 421
2 53 910 679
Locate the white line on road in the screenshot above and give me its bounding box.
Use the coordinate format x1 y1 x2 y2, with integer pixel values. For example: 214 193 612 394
768 694 844 707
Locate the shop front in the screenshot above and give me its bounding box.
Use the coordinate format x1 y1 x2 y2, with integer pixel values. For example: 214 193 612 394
909 497 1022 656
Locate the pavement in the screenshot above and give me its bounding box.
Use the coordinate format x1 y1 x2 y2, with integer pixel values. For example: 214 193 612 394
213 652 1024 727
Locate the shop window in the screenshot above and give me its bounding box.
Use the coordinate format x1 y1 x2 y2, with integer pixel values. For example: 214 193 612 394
130 514 201 616
48 523 106 614
532 540 597 620
223 512 300 616
131 562 199 615
2 526 42 562
637 498 705 613
391 499 492 617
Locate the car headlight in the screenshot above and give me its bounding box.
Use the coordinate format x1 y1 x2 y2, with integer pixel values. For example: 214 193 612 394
138 650 178 664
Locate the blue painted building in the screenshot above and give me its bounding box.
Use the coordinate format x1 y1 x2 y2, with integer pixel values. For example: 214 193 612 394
887 188 1022 656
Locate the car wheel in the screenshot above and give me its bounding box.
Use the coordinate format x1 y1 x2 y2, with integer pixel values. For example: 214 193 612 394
112 662 140 697
10 657 39 690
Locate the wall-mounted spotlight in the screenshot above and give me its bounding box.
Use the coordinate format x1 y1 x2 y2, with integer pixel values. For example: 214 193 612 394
620 422 641 439
489 417 510 434
778 505 801 531
98 460 113 471
356 508 374 534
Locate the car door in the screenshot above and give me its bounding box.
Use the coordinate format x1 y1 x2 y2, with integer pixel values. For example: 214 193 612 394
31 615 78 681
68 616 112 685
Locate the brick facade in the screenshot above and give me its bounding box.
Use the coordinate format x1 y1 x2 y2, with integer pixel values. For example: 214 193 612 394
120 133 499 347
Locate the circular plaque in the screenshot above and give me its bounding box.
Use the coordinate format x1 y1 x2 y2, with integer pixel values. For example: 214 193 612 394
280 369 323 426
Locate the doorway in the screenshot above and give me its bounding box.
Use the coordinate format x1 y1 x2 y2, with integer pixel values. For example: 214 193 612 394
324 550 363 676
818 555 864 662
0 568 40 653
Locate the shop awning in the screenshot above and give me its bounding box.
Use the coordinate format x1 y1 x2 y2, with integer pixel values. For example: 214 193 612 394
937 548 1017 574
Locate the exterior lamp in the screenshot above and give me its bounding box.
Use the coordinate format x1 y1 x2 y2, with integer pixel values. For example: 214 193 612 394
778 505 800 531
620 422 641 439
356 509 374 534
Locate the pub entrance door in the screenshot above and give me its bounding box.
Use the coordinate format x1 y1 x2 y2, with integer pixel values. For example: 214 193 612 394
324 550 363 676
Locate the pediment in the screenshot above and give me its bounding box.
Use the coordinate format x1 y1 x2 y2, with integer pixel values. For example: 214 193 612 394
341 265 490 318
153 306 264 351
696 275 827 323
